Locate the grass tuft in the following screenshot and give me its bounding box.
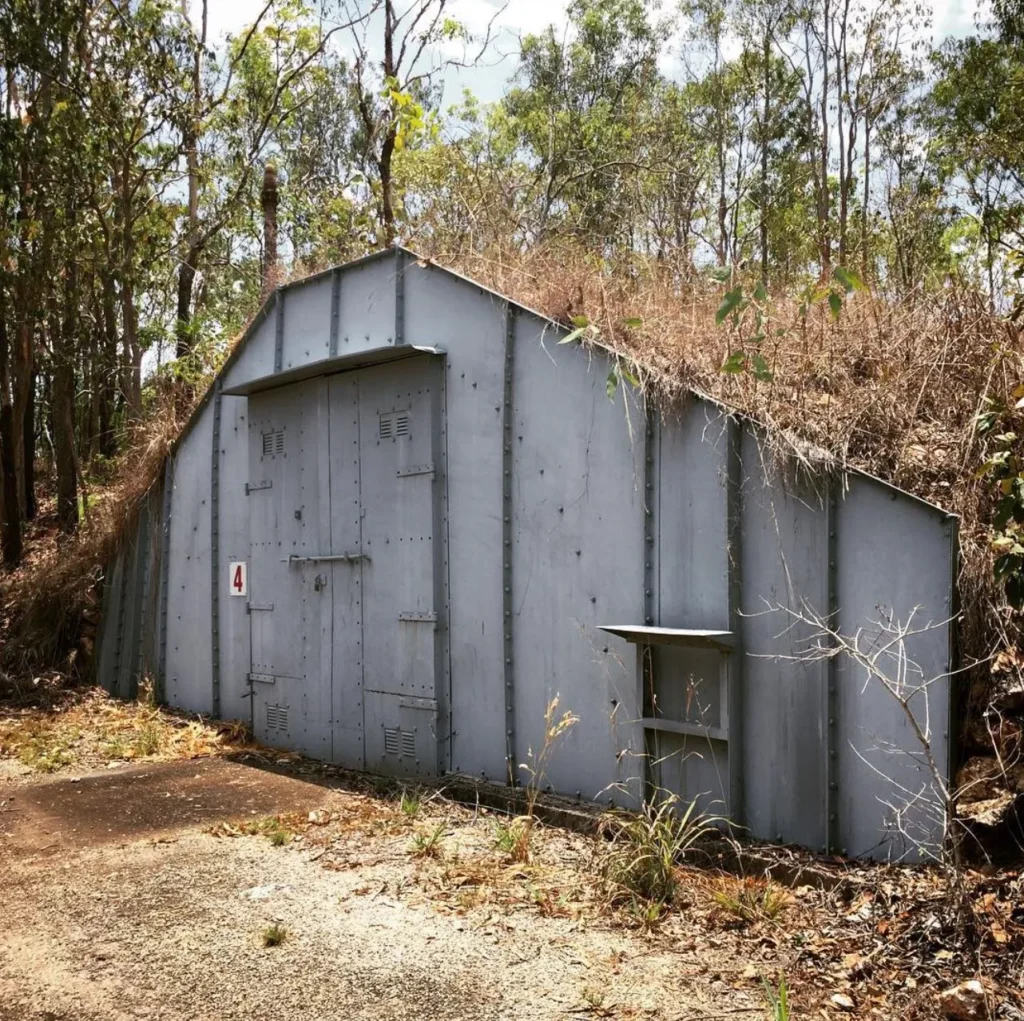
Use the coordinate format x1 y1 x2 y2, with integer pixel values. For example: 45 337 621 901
599 791 716 912
262 923 288 947
409 821 446 858
712 877 792 925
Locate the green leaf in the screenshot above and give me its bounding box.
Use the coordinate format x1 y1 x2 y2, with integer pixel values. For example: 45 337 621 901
753 282 767 302
558 326 587 345
750 353 773 382
720 351 746 374
828 292 843 320
833 266 864 294
606 368 619 400
711 266 732 283
715 287 744 326
621 317 643 329
570 315 590 328
620 363 640 387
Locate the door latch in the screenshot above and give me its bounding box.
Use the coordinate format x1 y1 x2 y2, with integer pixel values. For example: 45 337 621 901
314 574 328 592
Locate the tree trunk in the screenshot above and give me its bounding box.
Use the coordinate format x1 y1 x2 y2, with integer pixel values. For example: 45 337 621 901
760 31 770 285
0 284 21 566
21 367 36 522
55 246 79 533
261 162 279 293
176 0 205 360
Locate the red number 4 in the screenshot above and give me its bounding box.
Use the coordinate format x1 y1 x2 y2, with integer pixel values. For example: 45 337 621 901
232 564 244 593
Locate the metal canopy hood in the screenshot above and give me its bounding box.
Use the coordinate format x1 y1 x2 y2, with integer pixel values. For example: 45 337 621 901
222 344 444 396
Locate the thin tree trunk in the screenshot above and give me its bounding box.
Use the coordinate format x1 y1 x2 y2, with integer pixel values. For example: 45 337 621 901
261 162 279 293
0 282 21 566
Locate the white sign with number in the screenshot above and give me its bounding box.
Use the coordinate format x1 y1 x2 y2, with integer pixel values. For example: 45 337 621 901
229 561 247 597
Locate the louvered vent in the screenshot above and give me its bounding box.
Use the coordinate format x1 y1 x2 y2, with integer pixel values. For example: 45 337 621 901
384 727 400 755
401 730 416 758
379 411 410 440
262 429 285 456
266 703 289 732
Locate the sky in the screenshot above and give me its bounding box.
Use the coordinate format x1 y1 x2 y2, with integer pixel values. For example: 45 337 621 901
201 0 986 106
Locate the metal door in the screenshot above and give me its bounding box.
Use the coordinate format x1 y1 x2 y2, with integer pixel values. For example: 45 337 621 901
350 358 442 777
247 379 333 758
326 374 366 769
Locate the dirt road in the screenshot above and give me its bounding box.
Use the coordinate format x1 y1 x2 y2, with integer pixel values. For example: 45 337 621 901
0 758 763 1021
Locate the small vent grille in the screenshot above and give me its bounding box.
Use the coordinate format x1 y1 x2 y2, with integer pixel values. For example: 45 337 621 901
266 703 289 732
383 727 416 758
262 429 285 456
379 411 410 440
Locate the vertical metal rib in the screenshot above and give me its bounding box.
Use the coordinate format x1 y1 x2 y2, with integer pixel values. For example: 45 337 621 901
210 381 223 719
644 405 656 626
502 302 517 785
329 268 341 357
726 415 745 831
825 474 839 853
157 456 173 704
273 287 285 372
130 500 152 701
394 246 405 345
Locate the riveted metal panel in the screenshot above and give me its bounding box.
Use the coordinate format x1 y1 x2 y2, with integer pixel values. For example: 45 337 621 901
336 254 399 355
156 456 173 703
834 475 954 861
738 426 829 850
281 273 332 370
219 394 252 724
97 543 127 695
358 363 437 689
222 306 278 391
403 262 507 780
656 399 729 630
165 403 214 714
511 311 645 800
248 378 332 759
358 355 442 776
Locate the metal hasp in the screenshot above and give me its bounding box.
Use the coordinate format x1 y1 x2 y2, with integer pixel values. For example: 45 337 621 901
283 552 370 564
501 301 517 785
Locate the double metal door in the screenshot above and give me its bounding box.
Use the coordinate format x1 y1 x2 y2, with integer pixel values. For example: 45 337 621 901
247 356 442 776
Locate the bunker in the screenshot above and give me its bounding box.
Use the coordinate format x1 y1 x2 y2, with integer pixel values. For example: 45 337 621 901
98 247 958 861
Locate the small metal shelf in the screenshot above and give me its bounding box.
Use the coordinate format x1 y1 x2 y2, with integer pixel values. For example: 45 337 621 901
641 717 727 742
598 625 733 652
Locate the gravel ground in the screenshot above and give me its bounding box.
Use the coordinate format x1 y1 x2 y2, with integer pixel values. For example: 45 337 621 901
0 761 765 1021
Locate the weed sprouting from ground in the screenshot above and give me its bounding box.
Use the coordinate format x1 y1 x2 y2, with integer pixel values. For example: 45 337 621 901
409 821 446 858
494 817 532 863
400 791 421 818
262 923 288 947
713 877 791 925
599 791 717 912
237 816 296 846
762 973 790 1020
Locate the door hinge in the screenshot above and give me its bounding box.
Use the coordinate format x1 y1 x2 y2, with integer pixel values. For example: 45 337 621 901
247 602 274 613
